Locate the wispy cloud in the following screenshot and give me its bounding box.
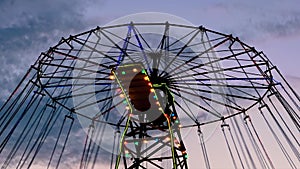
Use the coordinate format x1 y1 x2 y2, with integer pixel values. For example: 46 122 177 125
256 12 300 37
195 0 300 40
0 0 104 101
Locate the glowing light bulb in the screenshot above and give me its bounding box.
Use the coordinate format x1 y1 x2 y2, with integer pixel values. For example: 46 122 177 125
120 94 125 98
150 88 155 92
109 75 115 80
132 68 138 72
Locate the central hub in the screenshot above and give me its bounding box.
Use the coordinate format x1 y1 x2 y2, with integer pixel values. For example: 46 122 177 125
129 71 151 112
113 64 177 125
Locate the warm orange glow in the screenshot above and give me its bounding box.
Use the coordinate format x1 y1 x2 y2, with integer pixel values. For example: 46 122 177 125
109 75 115 80
150 88 155 92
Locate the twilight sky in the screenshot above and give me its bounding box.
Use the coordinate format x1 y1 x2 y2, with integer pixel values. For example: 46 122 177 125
0 0 300 102
0 0 299 168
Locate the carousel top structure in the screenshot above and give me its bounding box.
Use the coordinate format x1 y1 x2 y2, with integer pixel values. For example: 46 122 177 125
0 12 299 169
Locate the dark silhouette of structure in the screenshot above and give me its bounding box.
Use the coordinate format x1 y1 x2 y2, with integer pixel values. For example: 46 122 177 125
0 22 299 168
